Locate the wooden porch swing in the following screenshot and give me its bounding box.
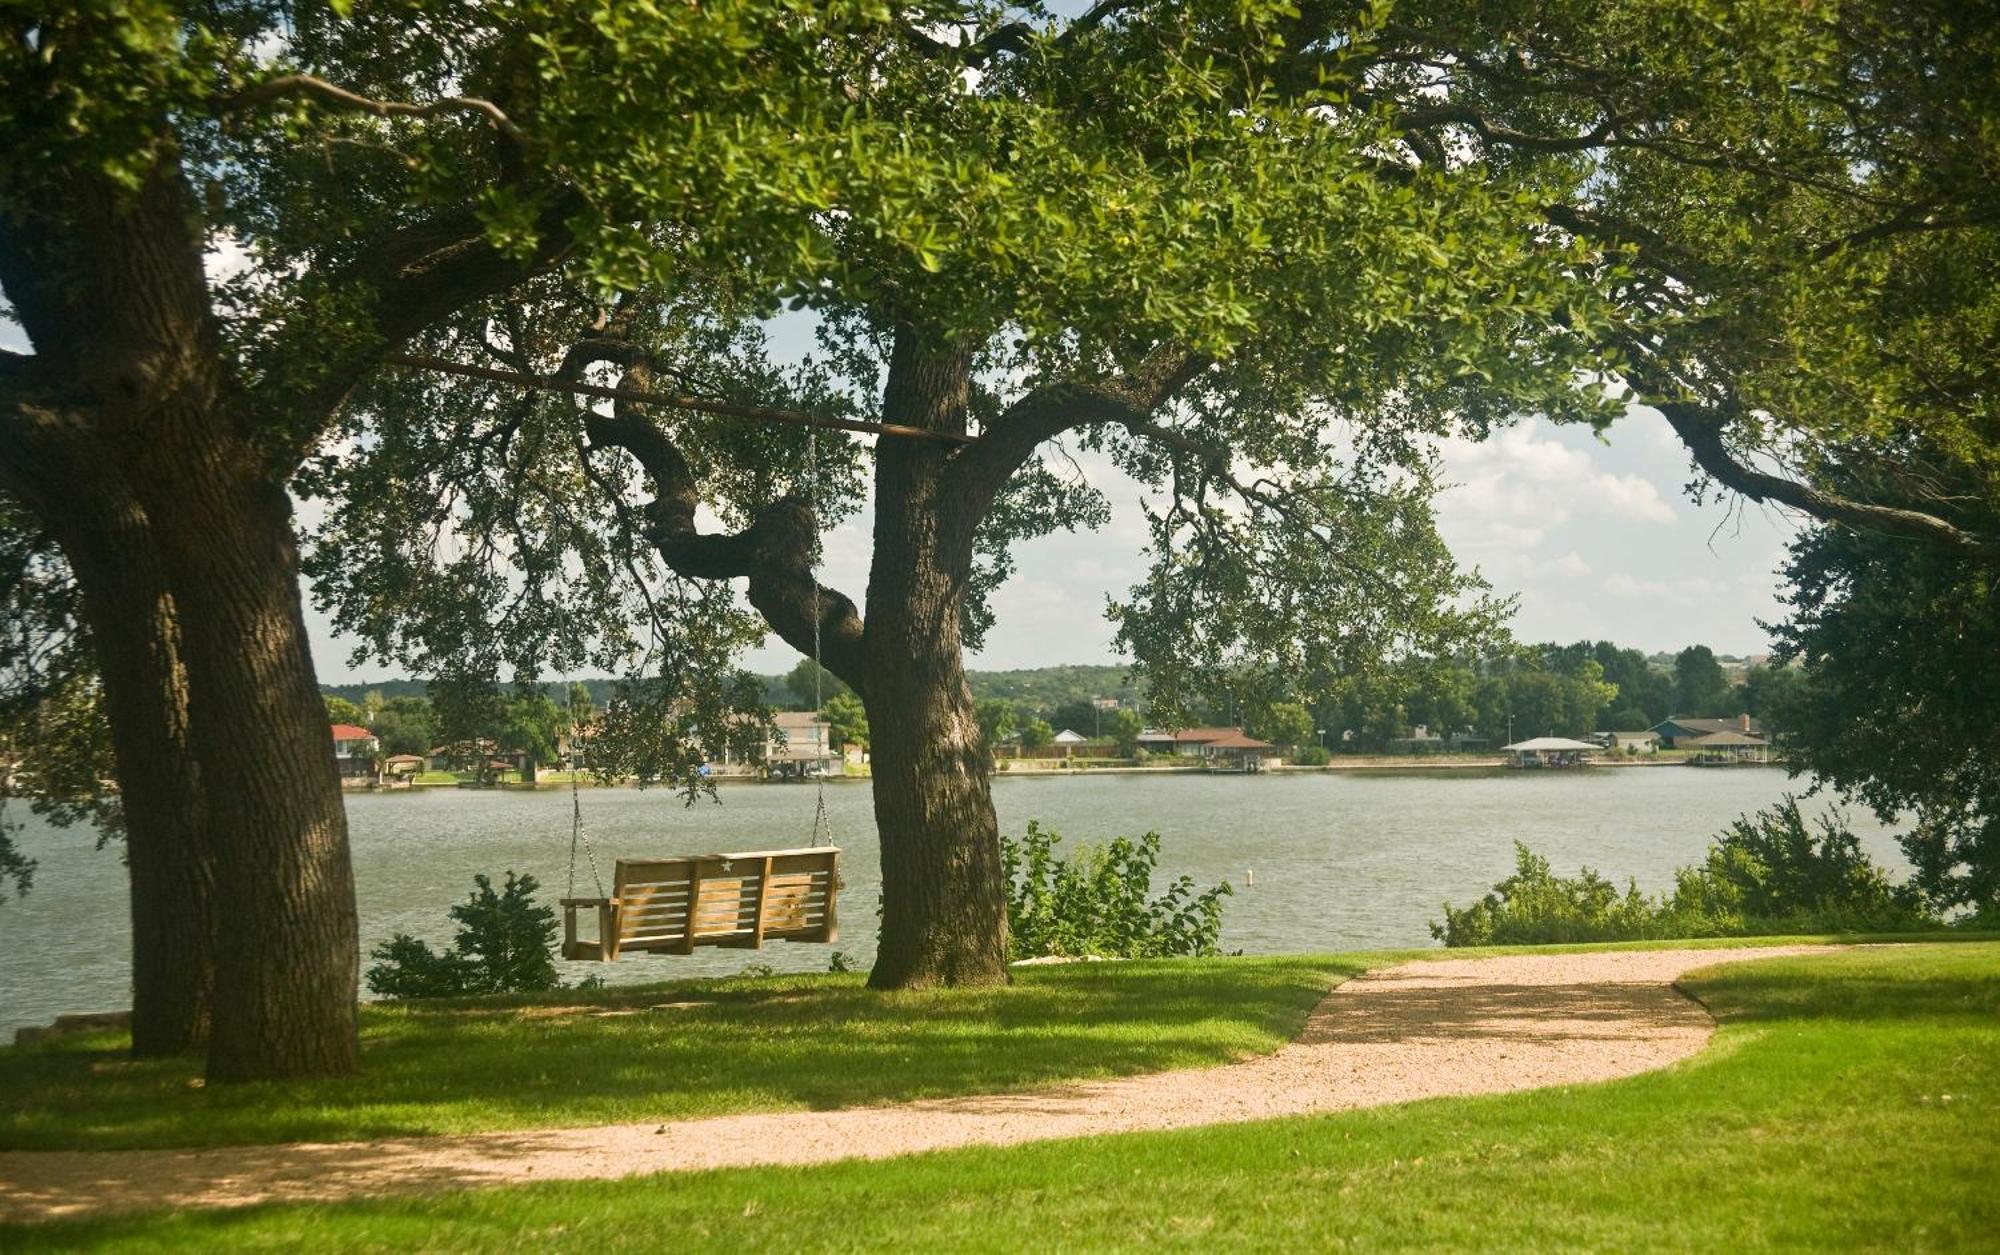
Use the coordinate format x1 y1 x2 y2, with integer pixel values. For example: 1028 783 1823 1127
555 429 844 963
560 846 839 960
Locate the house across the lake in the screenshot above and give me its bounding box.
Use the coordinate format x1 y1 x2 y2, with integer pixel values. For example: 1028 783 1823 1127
330 723 378 780
764 711 842 779
1132 726 1277 768
1650 714 1766 749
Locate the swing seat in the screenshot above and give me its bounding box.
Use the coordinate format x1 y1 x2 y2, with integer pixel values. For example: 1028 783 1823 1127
560 847 840 961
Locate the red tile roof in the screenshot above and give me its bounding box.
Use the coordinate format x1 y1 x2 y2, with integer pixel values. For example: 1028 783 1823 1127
330 724 375 741
1173 727 1245 743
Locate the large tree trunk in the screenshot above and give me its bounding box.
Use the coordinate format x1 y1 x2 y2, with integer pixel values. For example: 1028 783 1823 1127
146 460 360 1082
55 481 216 1057
1 161 360 1081
863 333 1011 988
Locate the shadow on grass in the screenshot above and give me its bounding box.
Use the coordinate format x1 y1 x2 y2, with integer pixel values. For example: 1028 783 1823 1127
1686 948 2000 1025
0 956 1357 1151
1301 981 1700 1046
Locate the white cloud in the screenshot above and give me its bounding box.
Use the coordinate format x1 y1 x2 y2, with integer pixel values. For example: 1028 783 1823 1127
1604 572 1731 600
1437 422 1675 550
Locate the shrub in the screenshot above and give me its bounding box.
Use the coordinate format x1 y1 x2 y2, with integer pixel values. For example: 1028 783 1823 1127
1431 844 1662 947
1002 820 1232 960
1432 798 1936 947
1665 798 1930 934
1290 745 1332 766
366 871 563 999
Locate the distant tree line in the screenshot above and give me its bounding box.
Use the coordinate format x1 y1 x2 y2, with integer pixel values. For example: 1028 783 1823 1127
320 637 1799 763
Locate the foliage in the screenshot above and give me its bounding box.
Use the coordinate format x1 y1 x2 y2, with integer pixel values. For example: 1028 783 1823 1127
974 698 1018 757
322 695 366 727
785 659 848 710
1018 719 1054 752
0 507 123 888
1107 707 1145 758
370 697 434 758
1432 845 1662 947
1668 801 1926 934
1290 745 1332 766
365 872 561 1000
820 692 869 752
1434 800 1934 947
1673 647 1731 718
497 688 563 781
1768 516 2000 916
1250 701 1315 749
964 666 1143 717
1002 821 1232 961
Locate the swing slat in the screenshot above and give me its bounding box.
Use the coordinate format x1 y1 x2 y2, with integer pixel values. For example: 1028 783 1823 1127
561 847 840 961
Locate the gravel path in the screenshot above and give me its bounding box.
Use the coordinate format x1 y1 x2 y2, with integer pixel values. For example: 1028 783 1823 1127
0 945 1833 1222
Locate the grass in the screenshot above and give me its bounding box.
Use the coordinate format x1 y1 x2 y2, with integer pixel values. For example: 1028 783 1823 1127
9 940 1994 1251
0 955 1349 1152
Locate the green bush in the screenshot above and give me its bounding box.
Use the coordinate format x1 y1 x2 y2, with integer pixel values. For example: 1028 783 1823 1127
1290 745 1332 766
1665 799 1930 934
366 871 563 999
1434 798 1936 947
1431 845 1663 947
1002 821 1232 960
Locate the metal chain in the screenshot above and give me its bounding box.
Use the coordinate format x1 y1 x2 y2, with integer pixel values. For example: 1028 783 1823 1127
808 430 832 848
567 725 605 898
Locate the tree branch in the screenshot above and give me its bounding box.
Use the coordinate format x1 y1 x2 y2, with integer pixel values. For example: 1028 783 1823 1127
227 74 528 146
947 349 1207 507
1655 397 2000 562
580 366 871 694
388 352 972 445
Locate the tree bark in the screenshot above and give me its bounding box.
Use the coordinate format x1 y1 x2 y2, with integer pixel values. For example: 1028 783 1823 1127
143 460 360 1082
863 332 1011 988
53 480 216 1057
0 159 360 1080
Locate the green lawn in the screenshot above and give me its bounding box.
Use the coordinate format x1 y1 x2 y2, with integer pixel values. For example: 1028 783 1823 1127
0 956 1349 1152
9 941 1995 1251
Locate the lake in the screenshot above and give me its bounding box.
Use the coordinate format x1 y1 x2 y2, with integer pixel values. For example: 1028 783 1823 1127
0 767 1901 1037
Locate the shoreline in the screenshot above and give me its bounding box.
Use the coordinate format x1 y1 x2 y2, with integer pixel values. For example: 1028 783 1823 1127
350 756 1787 793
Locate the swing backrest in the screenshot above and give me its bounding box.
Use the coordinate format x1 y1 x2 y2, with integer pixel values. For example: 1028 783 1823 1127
568 847 839 960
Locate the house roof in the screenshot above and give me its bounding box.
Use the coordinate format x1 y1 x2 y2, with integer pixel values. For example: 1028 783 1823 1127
330 724 375 741
1051 729 1089 744
1654 716 1765 736
1173 727 1246 744
1610 730 1660 741
1203 733 1276 751
384 753 426 765
773 711 828 730
1501 737 1599 752
1684 730 1767 747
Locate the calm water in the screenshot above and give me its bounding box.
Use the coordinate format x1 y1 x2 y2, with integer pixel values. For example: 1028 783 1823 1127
0 768 1901 1036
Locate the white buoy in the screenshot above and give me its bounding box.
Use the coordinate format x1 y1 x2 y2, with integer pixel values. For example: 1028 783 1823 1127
1246 868 1254 887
